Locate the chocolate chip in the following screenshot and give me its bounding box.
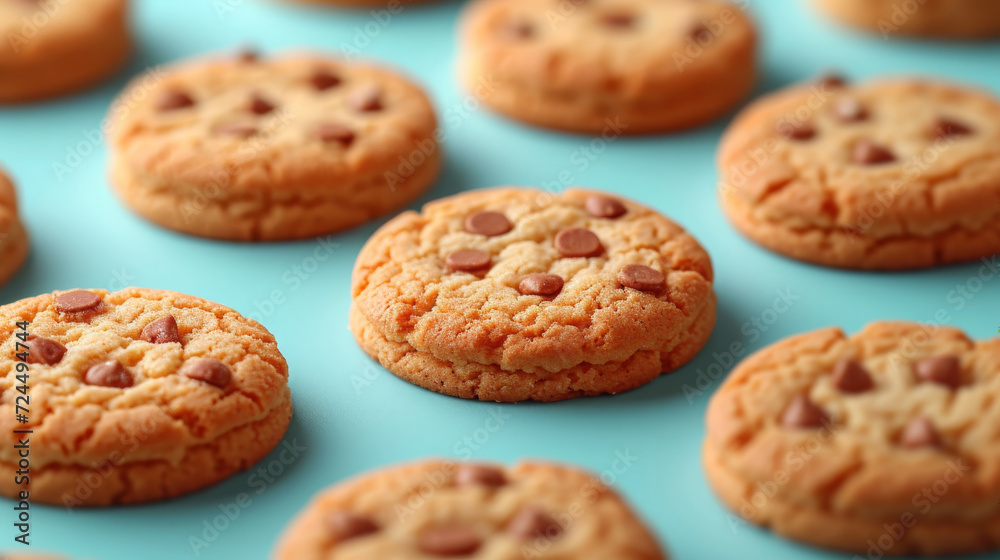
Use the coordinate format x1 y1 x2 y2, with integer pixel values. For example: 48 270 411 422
326 512 379 542
833 98 868 122
350 87 383 112
554 228 602 258
316 123 355 146
25 336 66 365
181 358 232 388
215 124 258 138
84 361 133 388
518 274 564 297
502 20 534 39
248 94 275 115
140 315 181 344
781 395 829 429
831 358 873 393
617 264 665 293
779 122 816 141
310 70 342 91
852 140 895 165
508 506 562 541
816 73 846 89
455 464 506 488
688 24 712 43
585 195 626 219
900 417 943 449
418 526 482 557
157 90 195 111
446 250 491 272
601 12 635 28
237 49 259 63
55 290 102 313
913 356 961 389
933 118 973 139
464 211 512 237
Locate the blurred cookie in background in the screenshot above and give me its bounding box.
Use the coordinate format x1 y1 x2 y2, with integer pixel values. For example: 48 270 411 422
813 0 1000 38
0 167 28 289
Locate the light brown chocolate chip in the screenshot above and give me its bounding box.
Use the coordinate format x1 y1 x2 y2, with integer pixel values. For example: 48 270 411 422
518 274 564 297
237 49 259 63
446 250 491 272
316 123 355 146
900 417 943 449
933 118 973 139
248 94 275 115
55 290 102 313
833 98 867 122
914 356 961 389
779 122 816 141
418 526 482 557
215 124 258 138
350 87 383 112
181 358 232 388
781 395 829 429
464 211 512 237
508 506 562 541
585 195 626 219
502 20 534 39
326 512 379 542
852 140 895 165
816 73 846 89
140 315 181 344
311 70 342 91
617 264 665 293
688 24 712 43
157 90 195 112
831 358 873 393
601 12 635 28
25 335 67 365
456 464 507 488
554 228 602 258
84 361 133 388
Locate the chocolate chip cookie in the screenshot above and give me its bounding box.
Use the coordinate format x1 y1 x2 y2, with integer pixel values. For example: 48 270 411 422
718 77 1000 270
704 321 1000 556
108 51 440 241
273 460 667 559
0 167 28 287
459 0 757 134
814 0 1000 38
350 187 715 402
0 0 130 103
0 288 292 506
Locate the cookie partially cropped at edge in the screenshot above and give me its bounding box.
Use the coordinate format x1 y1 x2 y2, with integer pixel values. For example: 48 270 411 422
0 0 130 103
718 77 1000 270
290 0 438 6
108 51 440 241
459 0 757 134
350 187 715 402
0 288 292 506
0 168 28 287
273 460 667 559
704 321 1000 556
813 0 1000 39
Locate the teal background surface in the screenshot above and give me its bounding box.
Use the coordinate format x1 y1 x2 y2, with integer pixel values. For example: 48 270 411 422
1 0 998 558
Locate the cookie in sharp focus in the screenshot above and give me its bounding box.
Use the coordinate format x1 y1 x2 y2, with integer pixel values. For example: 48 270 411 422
0 288 292 506
350 187 715 402
273 460 667 559
0 0 131 103
813 0 1000 39
108 51 441 241
0 167 28 287
718 77 1000 270
704 321 1000 556
459 0 757 134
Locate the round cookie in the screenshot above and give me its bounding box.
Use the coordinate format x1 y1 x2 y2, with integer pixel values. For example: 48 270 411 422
718 77 1000 270
704 321 1000 556
108 51 440 241
350 187 715 402
0 287 292 506
0 0 130 103
274 460 667 559
813 0 1000 39
459 0 757 134
0 167 28 287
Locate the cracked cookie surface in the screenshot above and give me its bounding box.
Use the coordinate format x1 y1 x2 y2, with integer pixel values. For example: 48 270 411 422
0 287 292 506
350 187 715 402
718 77 1000 270
109 52 440 241
274 460 666 560
704 321 1000 556
0 167 28 287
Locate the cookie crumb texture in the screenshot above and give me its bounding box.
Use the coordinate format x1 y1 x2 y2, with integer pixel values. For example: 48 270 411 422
704 322 1000 556
0 168 28 287
814 0 1000 38
274 460 667 559
351 187 715 402
719 79 1000 269
0 0 130 103
0 288 292 506
460 0 757 134
109 53 440 241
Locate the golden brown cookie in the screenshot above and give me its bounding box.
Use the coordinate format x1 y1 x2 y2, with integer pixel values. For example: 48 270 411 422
350 187 715 402
704 321 1000 556
273 460 667 559
108 51 440 241
814 0 1000 39
459 0 757 134
718 77 1000 270
0 0 130 103
0 167 28 287
0 288 292 506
